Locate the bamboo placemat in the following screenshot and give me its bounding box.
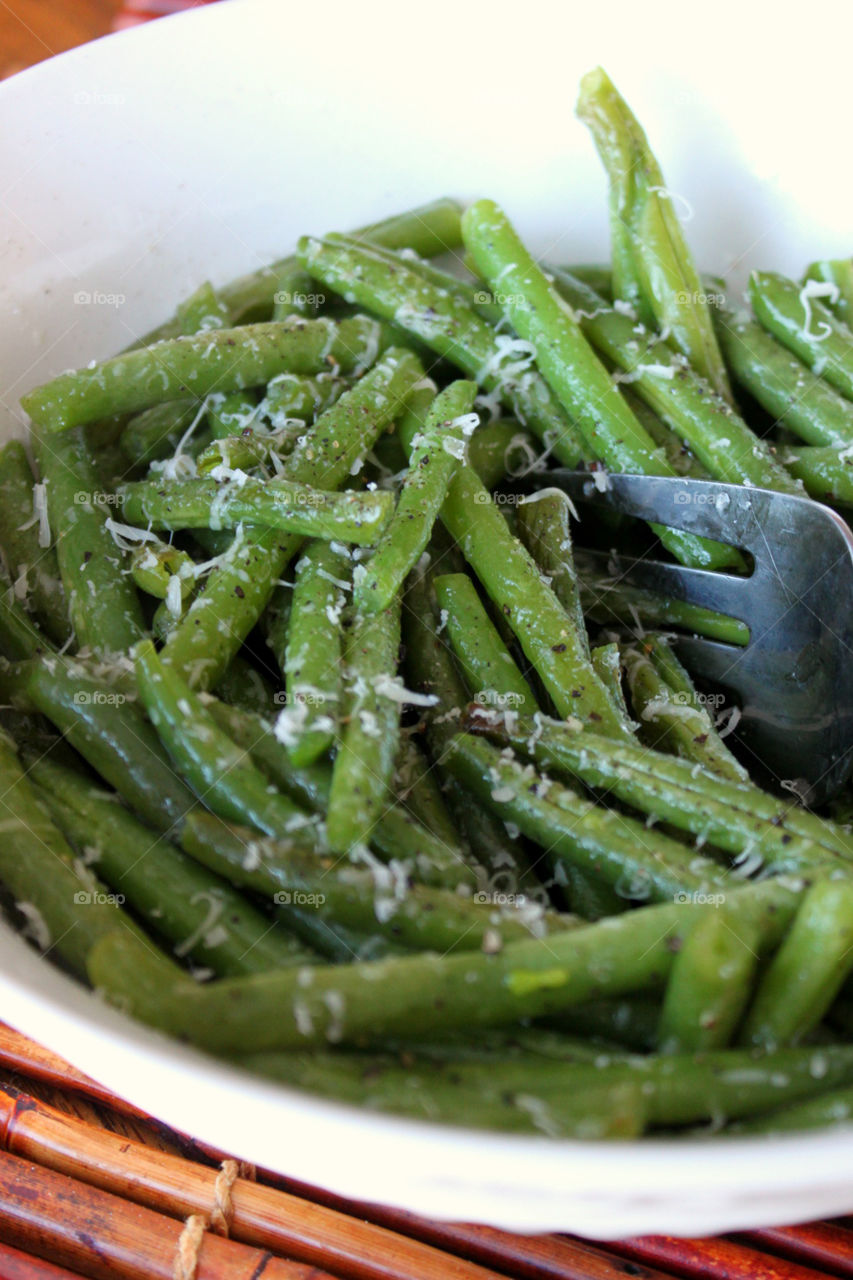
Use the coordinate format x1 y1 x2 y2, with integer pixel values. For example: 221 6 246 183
0 1022 850 1280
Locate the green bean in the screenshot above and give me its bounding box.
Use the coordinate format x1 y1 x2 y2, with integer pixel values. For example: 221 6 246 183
739 879 853 1049
467 420 540 489
434 572 536 714
239 1048 645 1138
398 417 629 734
175 280 230 333
576 557 750 647
779 444 853 505
558 263 613 299
0 440 70 645
206 389 260 441
135 201 465 349
546 997 660 1053
623 638 749 783
354 381 480 615
714 308 853 445
622 387 708 477
442 732 727 903
0 567 54 661
733 1085 853 1133
160 348 423 691
195 430 286 478
590 642 632 724
23 315 387 434
120 398 202 466
514 489 588 645
804 258 853 328
280 539 349 766
29 755 314 976
461 200 736 570
213 654 280 719
326 600 401 853
181 810 564 954
0 729 148 980
134 639 323 845
118 475 394 544
392 734 461 850
284 910 406 963
129 537 196 603
576 67 732 402
261 370 347 427
657 907 759 1053
205 698 476 889
297 233 588 466
31 426 145 655
750 269 853 402
402 572 546 894
11 655 197 834
86 878 800 1053
463 706 853 873
551 270 801 497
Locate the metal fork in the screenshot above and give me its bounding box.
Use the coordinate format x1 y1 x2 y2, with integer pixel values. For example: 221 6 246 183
512 472 853 805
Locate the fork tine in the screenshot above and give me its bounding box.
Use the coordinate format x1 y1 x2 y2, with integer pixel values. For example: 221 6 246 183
674 635 751 689
528 470 811 555
603 555 752 621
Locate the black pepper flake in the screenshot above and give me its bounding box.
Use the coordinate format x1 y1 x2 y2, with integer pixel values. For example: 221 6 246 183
234 585 245 599
83 551 93 563
551 642 567 653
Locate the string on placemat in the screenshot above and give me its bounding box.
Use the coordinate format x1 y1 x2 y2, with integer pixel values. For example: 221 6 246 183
173 1157 253 1274
173 1213 207 1280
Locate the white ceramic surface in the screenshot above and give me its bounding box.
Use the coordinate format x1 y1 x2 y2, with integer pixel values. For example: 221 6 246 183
1 0 853 1236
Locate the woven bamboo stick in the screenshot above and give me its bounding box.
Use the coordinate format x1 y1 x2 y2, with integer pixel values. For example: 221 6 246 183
604 1235 832 1280
0 1241 86 1280
740 1225 853 1277
0 1085 505 1280
0 1023 145 1116
0 1146 338 1280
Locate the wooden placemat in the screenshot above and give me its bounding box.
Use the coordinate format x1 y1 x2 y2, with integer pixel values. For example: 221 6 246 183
0 1021 851 1280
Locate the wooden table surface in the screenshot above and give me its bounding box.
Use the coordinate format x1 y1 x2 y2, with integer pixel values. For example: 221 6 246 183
0 0 161 79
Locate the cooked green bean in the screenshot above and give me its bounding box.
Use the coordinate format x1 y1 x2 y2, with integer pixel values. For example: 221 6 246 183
326 600 402 853
297 233 589 466
0 440 70 645
461 200 737 570
623 637 749 783
181 810 566 953
30 755 315 976
657 907 759 1053
779 444 853 505
576 67 732 402
130 537 196 603
434 572 536 714
119 475 394 544
0 729 147 980
551 270 801 497
804 258 853 327
354 381 482 615
398 413 629 733
86 878 800 1053
32 426 145 655
11 655 197 834
24 315 387 434
739 879 853 1049
464 706 853 873
715 308 853 445
135 639 323 845
750 269 853 402
160 348 423 690
205 697 475 890
280 539 349 766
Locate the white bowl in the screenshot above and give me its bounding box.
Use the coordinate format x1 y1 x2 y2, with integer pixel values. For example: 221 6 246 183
2 0 853 1237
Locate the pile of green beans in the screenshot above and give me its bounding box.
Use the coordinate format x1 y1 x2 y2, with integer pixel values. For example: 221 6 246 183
7 82 853 1144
